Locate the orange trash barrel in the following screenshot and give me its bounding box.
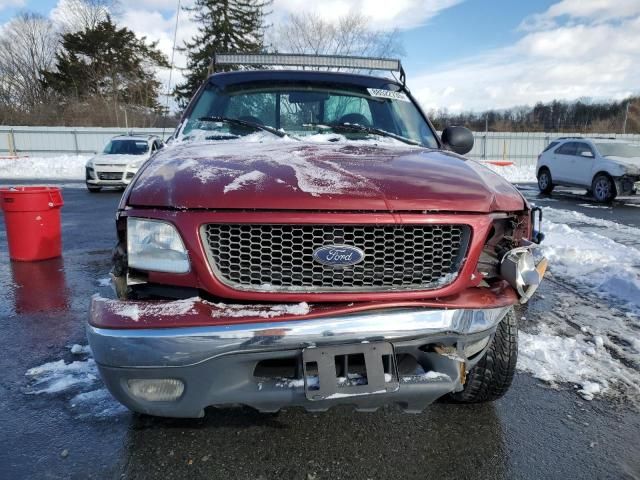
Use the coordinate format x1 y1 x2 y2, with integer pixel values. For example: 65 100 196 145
0 186 64 261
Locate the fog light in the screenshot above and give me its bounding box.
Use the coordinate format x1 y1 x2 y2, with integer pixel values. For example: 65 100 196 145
127 379 184 401
500 246 548 304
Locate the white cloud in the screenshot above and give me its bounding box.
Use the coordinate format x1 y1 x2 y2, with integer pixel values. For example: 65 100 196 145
521 0 640 30
412 2 640 112
0 0 25 12
272 0 463 30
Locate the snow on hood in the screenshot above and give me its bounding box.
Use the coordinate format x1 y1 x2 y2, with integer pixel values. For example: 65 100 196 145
127 134 525 212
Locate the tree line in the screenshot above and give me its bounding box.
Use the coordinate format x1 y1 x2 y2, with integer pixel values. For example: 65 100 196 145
1 0 638 133
429 97 640 134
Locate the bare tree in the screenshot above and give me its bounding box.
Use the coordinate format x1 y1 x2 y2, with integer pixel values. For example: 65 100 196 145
0 12 58 118
52 0 118 33
273 12 404 60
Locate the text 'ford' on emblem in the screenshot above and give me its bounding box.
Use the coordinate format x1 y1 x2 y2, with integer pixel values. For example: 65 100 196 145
313 244 365 268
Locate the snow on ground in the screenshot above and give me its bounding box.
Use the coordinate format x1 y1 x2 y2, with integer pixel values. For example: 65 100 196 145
24 344 127 418
541 207 640 311
519 323 639 401
518 206 640 404
484 162 536 183
0 155 90 179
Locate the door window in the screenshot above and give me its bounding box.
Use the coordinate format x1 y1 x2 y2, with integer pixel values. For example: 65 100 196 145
574 142 594 158
555 142 577 155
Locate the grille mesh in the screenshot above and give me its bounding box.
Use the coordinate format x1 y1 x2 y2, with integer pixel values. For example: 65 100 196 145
202 224 470 292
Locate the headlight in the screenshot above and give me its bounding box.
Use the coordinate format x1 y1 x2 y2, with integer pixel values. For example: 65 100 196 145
85 159 94 168
500 246 547 303
129 159 144 169
127 218 190 273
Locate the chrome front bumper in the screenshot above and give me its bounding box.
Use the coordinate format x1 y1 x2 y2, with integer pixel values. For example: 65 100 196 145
88 304 511 417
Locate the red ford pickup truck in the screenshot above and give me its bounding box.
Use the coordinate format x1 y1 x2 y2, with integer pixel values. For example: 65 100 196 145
88 54 546 418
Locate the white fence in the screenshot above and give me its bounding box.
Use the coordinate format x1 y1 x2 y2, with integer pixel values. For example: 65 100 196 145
1 125 639 166
0 126 175 157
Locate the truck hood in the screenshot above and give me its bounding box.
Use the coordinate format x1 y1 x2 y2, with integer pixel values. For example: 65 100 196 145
128 140 525 212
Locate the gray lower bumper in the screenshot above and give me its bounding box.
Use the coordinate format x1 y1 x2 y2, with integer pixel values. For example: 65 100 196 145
88 305 511 417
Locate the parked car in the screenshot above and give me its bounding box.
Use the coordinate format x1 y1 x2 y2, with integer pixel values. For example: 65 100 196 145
87 53 547 418
85 134 164 192
536 137 640 202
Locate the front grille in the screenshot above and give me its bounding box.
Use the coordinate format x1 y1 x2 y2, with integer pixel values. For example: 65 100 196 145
201 224 471 292
97 172 123 180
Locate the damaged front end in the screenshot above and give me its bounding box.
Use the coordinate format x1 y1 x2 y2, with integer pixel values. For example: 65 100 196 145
478 206 547 304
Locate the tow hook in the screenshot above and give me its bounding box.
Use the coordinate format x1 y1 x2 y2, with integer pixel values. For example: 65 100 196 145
500 243 548 303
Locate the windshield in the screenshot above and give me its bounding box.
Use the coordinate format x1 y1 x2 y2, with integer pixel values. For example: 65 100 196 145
595 143 640 158
103 139 149 155
180 83 439 148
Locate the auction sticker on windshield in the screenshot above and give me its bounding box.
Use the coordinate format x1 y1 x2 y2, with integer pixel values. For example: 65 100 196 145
367 88 410 102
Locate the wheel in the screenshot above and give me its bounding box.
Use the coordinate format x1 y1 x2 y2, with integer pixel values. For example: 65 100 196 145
449 308 518 403
591 174 616 202
537 168 554 194
86 184 102 193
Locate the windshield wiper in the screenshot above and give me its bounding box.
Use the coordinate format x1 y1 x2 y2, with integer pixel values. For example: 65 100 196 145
197 116 288 138
328 123 421 146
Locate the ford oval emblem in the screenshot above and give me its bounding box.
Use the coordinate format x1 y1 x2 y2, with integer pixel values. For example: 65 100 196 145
313 244 365 268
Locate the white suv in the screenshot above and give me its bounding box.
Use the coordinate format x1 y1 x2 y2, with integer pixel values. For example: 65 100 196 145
536 137 640 202
85 135 163 192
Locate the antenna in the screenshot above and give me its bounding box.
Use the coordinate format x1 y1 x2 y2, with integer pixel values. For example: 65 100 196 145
162 0 181 141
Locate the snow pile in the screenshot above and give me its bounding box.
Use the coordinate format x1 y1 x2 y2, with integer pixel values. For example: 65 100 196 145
24 346 127 418
484 162 536 183
518 324 640 401
25 358 98 394
211 301 310 319
0 155 91 179
516 207 640 402
540 207 640 312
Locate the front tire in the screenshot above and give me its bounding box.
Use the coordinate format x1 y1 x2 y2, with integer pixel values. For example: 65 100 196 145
86 184 102 193
592 174 616 202
537 168 554 194
449 308 518 403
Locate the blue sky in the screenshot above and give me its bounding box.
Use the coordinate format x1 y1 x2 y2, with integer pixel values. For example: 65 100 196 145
1 0 638 112
402 0 555 70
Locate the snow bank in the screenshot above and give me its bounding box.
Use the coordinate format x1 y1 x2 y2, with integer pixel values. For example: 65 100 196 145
517 206 640 403
541 207 640 312
0 155 90 179
484 162 536 183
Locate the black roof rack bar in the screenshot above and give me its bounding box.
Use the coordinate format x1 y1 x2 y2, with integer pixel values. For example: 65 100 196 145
212 53 406 84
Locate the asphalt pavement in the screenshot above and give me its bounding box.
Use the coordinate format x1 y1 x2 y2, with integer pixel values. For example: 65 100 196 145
0 181 639 480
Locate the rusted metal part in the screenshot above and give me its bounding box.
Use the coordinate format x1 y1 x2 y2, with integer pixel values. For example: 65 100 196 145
459 362 467 385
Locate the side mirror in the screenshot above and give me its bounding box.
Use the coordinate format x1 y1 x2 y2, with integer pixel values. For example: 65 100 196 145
580 151 594 158
441 126 474 155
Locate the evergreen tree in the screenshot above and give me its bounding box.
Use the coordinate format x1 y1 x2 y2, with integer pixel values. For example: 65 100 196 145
43 16 169 112
175 0 271 107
